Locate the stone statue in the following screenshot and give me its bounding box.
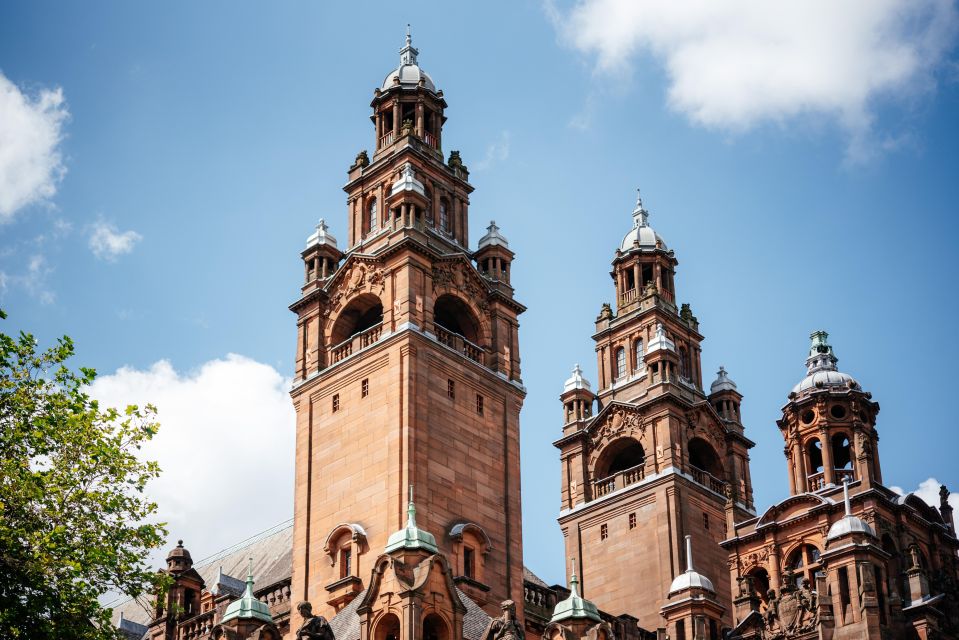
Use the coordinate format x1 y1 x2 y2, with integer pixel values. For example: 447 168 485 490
350 150 370 171
483 600 525 640
296 602 334 640
597 303 613 321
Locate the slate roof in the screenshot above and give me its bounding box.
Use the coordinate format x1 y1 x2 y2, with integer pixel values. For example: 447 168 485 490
109 520 294 627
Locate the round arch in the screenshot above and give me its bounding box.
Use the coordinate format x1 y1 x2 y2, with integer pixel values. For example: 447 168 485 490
423 613 450 640
688 437 724 478
594 437 646 480
433 293 482 345
373 613 401 640
330 293 383 346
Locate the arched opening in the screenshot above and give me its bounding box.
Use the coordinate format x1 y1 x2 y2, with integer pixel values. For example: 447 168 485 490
374 613 401 640
882 534 906 601
744 568 771 609
439 198 450 232
688 437 723 478
331 294 384 347
433 294 480 344
679 347 690 379
807 438 824 473
786 544 823 589
832 433 852 470
598 439 645 478
423 614 449 640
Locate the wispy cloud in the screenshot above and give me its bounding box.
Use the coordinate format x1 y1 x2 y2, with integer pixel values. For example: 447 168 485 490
0 254 55 305
0 71 69 221
474 131 511 171
88 219 142 261
547 0 959 163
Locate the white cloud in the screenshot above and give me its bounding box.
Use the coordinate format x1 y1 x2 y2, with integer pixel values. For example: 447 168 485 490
474 131 512 171
890 477 959 513
549 0 959 161
0 71 69 221
88 355 295 565
88 219 142 261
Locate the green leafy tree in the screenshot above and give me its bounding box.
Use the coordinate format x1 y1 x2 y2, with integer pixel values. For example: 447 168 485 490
0 310 169 639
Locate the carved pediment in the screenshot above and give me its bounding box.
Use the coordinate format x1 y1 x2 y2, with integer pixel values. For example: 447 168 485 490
756 494 831 528
737 546 771 574
322 256 389 318
431 258 490 313
586 403 647 447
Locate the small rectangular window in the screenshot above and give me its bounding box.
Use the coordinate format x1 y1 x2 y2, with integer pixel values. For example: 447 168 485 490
448 379 455 399
361 378 369 398
332 394 340 413
464 546 475 579
703 512 710 530
476 394 484 416
340 548 352 578
629 513 637 529
600 523 608 540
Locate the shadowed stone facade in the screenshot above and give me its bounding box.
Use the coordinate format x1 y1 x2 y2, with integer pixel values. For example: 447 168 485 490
111 30 959 640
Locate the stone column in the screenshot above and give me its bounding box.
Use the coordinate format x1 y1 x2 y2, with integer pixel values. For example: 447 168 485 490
820 430 835 485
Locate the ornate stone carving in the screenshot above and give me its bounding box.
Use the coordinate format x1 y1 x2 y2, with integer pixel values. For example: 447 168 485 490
760 582 819 639
597 303 613 321
349 150 369 171
295 602 334 640
593 406 646 448
737 547 770 573
483 600 525 640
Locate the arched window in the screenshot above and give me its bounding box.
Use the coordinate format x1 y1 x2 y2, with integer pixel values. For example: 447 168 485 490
679 347 690 379
807 438 824 472
615 348 626 380
832 433 852 470
744 568 771 608
786 544 823 589
433 295 480 345
633 339 644 371
368 198 378 232
439 198 450 233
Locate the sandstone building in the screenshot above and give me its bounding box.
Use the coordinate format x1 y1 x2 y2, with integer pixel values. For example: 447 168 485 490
111 31 959 640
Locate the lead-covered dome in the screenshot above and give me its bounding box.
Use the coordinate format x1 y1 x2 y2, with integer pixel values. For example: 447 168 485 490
710 366 737 394
826 482 876 543
382 28 436 93
791 331 860 396
668 535 715 595
620 190 666 252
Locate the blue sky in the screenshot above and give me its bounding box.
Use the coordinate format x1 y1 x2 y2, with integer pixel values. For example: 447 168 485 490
2 1 958 587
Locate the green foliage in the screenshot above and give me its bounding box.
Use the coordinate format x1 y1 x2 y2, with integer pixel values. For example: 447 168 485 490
0 310 170 639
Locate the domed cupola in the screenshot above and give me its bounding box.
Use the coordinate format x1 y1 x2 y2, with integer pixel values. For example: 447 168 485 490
620 190 666 253
382 26 436 93
791 331 860 396
166 539 193 573
826 481 876 543
710 366 737 394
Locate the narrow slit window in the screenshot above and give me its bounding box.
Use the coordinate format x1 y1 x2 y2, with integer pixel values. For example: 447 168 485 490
361 378 369 398
600 523 608 540
629 513 637 529
448 379 455 399
332 394 340 413
476 394 484 416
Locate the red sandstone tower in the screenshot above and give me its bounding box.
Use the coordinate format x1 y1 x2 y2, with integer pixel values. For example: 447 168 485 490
554 192 755 632
289 30 526 627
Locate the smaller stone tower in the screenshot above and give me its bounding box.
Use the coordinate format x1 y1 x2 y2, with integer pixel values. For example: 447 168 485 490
660 536 725 640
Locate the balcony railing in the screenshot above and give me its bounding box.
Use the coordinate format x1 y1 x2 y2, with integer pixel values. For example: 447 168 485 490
591 463 645 498
179 610 214 640
379 130 395 148
423 132 438 148
434 325 485 365
620 288 639 305
329 323 383 365
808 469 855 491
661 288 675 303
690 465 728 495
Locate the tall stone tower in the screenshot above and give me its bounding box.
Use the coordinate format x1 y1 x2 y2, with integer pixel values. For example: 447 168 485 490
554 192 755 631
289 30 526 624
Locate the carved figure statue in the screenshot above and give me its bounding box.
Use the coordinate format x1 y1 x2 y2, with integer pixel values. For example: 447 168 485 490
597 303 613 321
296 602 334 640
483 600 525 640
350 150 370 171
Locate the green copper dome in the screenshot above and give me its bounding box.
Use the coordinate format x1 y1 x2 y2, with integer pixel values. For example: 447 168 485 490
220 560 273 625
385 487 438 554
551 570 601 623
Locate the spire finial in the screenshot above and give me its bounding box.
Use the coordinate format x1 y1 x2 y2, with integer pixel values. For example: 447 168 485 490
632 188 649 228
406 484 417 529
569 557 581 596
843 478 852 517
685 535 694 573
400 25 419 66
